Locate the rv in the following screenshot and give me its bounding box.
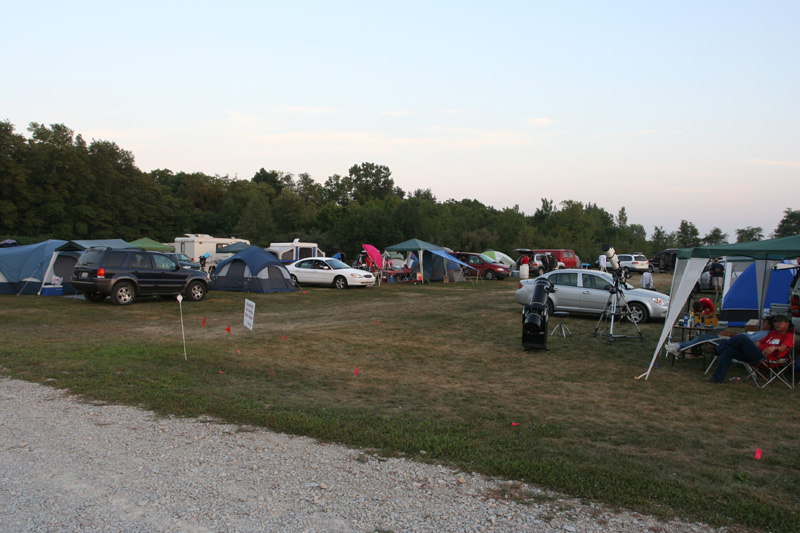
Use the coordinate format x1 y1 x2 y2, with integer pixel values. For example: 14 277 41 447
267 240 325 263
174 234 250 272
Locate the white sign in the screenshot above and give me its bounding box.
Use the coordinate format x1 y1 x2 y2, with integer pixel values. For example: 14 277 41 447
243 299 255 331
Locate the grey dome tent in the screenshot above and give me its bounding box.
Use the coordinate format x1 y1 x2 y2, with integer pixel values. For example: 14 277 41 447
212 246 296 293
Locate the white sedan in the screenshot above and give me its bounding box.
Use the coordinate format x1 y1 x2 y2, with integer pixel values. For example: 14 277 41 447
287 257 375 289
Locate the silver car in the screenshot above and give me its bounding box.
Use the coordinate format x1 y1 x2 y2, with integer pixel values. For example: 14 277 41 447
515 269 670 323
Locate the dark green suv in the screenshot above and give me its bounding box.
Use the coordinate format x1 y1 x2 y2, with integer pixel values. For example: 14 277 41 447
72 248 211 305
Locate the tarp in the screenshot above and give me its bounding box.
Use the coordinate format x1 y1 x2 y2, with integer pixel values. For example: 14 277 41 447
129 237 173 251
640 235 800 380
211 246 296 293
719 261 796 325
0 240 67 294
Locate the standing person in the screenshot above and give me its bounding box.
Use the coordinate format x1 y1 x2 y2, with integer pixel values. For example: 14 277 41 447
709 258 725 300
598 254 607 272
519 255 530 279
641 270 654 290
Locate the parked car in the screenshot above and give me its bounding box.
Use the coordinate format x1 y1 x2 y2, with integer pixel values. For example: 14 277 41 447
528 249 581 268
616 254 650 275
165 252 202 270
653 249 678 273
452 252 510 280
513 249 564 275
71 247 211 305
287 257 375 289
515 269 670 323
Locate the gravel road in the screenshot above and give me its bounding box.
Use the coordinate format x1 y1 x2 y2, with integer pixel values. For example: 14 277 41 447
1 377 723 532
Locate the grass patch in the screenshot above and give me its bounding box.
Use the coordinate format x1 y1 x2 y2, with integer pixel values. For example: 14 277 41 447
1 276 798 532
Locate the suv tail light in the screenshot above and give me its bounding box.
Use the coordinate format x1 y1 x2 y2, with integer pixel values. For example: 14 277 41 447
97 267 106 278
791 294 799 317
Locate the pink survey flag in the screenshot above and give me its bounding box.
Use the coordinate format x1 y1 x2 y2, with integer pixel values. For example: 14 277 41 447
511 422 519 427
201 317 206 327
225 326 231 334
755 448 763 460
354 367 359 375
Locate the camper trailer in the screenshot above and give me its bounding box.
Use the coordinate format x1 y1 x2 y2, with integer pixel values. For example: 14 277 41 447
267 240 325 263
174 234 250 272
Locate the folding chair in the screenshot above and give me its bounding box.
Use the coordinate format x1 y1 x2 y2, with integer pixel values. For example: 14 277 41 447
743 332 796 389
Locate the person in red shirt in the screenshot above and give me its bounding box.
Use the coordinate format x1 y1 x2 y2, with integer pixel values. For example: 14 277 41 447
707 314 794 383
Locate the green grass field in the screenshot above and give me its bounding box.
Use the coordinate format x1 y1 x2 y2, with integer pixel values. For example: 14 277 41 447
1 274 797 532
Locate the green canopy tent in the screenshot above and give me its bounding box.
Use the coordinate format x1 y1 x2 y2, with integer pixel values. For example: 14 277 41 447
129 237 174 252
640 234 800 380
385 238 445 282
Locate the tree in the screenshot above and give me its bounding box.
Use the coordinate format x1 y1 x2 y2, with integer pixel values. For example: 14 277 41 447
616 207 628 228
675 220 701 248
234 193 277 246
0 121 32 235
346 162 404 204
774 208 800 238
252 168 292 198
736 226 763 243
701 227 728 246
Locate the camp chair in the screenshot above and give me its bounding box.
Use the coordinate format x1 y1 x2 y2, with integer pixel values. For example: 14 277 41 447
742 329 796 389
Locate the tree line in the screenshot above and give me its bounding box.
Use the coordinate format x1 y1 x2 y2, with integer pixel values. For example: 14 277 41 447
2 121 799 263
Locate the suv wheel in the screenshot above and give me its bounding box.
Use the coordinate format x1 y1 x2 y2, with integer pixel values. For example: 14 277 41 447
112 282 136 305
186 281 207 302
484 270 496 280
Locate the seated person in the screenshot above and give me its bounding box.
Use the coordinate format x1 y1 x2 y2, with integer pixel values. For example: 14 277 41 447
705 314 793 383
665 315 773 357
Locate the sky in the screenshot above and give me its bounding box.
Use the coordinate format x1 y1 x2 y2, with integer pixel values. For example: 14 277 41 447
3 1 799 241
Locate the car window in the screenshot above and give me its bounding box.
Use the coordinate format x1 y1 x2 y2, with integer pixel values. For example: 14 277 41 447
296 260 314 269
582 273 605 289
105 251 127 268
315 260 330 270
634 255 647 261
327 259 350 269
551 272 578 286
618 255 631 262
153 254 177 270
128 253 152 269
77 250 105 266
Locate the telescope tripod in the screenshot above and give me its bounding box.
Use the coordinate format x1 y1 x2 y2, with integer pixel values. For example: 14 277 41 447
593 284 644 343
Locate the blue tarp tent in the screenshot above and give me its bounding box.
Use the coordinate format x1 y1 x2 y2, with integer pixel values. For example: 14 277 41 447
0 240 67 294
212 246 296 293
720 261 796 326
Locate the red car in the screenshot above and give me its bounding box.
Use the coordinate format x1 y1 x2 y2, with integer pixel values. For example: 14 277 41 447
452 252 510 280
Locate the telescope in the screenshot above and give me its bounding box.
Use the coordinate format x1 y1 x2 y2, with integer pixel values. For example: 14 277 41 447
522 278 555 351
602 244 619 271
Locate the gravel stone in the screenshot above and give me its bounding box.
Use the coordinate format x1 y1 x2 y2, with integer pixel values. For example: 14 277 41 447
0 377 726 532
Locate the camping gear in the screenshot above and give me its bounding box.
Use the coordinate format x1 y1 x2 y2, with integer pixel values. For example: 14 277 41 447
719 261 795 326
386 239 446 282
641 234 800 380
211 246 295 293
0 240 67 294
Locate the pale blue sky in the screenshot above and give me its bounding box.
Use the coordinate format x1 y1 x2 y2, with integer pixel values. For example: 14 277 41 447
4 1 798 240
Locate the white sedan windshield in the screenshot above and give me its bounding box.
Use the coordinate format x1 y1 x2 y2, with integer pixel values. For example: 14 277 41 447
327 259 351 270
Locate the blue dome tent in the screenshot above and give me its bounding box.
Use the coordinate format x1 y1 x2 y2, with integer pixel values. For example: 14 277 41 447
212 246 296 293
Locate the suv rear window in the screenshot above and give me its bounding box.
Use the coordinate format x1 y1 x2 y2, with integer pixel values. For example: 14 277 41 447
76 250 105 266
634 255 647 261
